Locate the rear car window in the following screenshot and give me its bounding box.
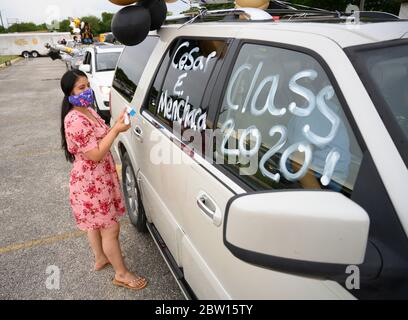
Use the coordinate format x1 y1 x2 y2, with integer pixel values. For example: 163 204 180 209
112 36 159 102
96 51 121 72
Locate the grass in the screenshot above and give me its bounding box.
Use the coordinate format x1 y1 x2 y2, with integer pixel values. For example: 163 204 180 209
0 55 19 64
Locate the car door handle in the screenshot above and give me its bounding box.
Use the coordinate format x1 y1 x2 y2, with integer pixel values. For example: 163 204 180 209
196 191 222 227
133 126 143 141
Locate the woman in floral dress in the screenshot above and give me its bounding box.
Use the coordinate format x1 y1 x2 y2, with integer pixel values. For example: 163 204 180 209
60 69 147 290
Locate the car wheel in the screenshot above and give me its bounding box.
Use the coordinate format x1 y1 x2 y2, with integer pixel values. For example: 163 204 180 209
122 152 147 233
31 51 39 58
22 51 30 58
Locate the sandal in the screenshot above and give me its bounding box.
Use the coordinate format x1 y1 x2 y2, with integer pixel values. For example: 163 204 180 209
112 276 148 291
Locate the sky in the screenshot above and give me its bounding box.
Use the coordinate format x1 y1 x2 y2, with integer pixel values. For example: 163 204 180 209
0 0 190 27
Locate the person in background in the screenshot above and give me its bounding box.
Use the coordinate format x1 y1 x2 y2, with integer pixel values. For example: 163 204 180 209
81 22 94 45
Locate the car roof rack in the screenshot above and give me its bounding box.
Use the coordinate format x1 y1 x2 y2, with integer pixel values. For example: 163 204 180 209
164 8 338 25
270 1 401 21
165 8 273 25
355 11 400 21
274 0 331 12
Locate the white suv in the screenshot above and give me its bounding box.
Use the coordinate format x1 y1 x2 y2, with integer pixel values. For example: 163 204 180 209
110 9 408 300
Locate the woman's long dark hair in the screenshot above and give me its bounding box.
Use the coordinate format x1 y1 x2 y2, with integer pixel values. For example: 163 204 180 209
60 69 87 163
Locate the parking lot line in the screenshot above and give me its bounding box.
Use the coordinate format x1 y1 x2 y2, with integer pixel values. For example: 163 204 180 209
0 165 124 255
0 219 131 255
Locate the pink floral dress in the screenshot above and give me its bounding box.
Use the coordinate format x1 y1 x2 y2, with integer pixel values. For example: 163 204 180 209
64 107 126 231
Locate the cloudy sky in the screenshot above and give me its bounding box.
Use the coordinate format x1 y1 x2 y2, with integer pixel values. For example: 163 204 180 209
0 0 190 27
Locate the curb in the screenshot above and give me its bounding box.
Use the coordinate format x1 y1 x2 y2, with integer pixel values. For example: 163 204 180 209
0 57 23 69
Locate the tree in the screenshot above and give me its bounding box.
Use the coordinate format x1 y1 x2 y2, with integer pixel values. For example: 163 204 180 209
99 12 114 33
181 2 234 13
204 3 234 10
57 19 71 32
7 22 44 33
0 12 115 35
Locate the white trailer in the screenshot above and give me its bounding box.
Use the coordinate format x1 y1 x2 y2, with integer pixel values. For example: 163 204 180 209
0 32 73 58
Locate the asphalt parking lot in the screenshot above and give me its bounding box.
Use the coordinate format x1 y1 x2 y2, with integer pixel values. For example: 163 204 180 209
0 57 184 300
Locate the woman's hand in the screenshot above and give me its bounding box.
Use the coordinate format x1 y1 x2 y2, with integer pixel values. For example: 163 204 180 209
113 108 131 134
84 108 131 162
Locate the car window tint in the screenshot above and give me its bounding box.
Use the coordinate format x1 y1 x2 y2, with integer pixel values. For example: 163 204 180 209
112 36 158 102
350 43 408 166
83 52 91 65
146 38 227 134
96 52 121 72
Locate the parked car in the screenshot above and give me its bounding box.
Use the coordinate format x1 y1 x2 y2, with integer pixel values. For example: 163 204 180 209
66 48 86 70
110 8 408 299
0 32 72 58
79 45 124 124
100 32 117 44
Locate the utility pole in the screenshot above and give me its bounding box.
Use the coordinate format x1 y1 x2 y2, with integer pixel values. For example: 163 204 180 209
360 0 365 11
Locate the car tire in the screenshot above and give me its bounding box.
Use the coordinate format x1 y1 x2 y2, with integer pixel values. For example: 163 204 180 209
31 51 39 58
122 152 147 233
22 51 30 58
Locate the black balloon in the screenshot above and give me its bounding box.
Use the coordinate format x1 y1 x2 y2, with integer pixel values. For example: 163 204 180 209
139 0 155 7
111 5 151 46
148 0 167 30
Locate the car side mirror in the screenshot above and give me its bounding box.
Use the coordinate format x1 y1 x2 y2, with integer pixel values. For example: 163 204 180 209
79 64 91 73
224 191 381 280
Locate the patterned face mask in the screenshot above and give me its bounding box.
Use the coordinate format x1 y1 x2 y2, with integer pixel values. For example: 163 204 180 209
68 88 94 107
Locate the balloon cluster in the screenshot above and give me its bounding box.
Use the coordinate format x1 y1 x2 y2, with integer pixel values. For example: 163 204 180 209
110 0 174 46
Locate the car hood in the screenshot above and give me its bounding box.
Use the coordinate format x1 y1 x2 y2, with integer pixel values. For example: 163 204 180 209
93 70 115 87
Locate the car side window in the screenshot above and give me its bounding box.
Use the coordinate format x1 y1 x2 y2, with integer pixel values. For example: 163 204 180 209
112 36 159 103
215 43 363 197
82 52 92 73
83 52 91 66
145 38 228 135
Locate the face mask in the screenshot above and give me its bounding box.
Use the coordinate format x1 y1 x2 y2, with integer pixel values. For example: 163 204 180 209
68 88 94 107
